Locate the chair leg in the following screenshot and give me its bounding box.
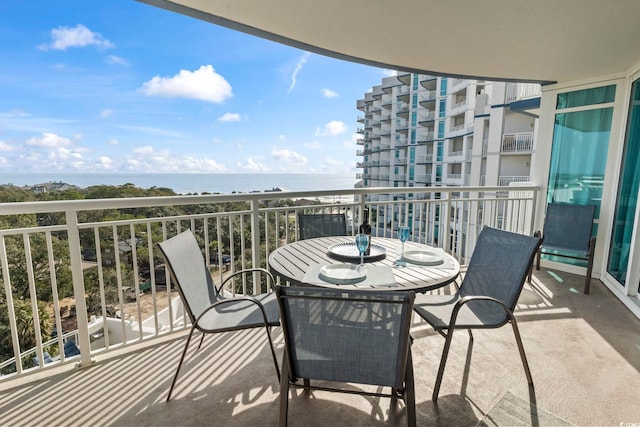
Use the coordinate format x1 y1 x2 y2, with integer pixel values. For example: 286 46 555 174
196 333 206 351
584 237 596 294
167 325 198 401
264 326 280 382
279 353 291 427
404 349 416 427
508 316 533 386
432 328 456 403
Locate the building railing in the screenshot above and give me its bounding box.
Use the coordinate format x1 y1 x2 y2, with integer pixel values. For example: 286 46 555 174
498 176 531 186
0 185 539 380
502 132 534 153
505 83 541 103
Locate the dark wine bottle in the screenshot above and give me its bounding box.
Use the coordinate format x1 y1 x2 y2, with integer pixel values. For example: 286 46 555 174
358 208 372 255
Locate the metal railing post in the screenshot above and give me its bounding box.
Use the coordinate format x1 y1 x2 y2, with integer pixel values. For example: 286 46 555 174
250 199 261 294
65 209 94 367
441 192 451 253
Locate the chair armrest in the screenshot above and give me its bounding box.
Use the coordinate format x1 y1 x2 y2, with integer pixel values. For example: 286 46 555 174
448 295 512 327
216 267 276 294
196 295 272 326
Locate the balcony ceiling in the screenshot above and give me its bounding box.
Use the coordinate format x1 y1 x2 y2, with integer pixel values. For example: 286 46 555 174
139 0 640 85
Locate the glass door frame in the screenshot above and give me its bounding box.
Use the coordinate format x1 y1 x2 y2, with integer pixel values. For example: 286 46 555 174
534 77 627 289
604 72 640 300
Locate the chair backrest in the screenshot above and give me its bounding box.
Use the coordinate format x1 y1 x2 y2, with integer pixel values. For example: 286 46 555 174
157 230 217 324
276 286 414 388
542 203 596 255
298 213 347 240
63 340 81 357
460 227 542 322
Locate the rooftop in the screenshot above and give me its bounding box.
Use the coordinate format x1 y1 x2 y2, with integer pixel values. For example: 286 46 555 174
1 269 638 426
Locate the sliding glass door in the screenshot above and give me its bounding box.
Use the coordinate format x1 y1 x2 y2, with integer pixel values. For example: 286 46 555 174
607 78 640 286
545 86 615 266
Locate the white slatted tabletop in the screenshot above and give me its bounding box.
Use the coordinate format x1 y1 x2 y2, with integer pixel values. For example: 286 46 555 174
268 236 459 293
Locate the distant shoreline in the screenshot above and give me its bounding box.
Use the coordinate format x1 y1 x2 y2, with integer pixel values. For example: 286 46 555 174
0 173 359 195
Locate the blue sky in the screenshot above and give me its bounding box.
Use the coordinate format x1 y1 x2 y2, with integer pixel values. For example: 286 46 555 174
0 0 392 175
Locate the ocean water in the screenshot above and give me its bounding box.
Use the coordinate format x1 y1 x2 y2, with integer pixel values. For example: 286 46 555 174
0 173 359 195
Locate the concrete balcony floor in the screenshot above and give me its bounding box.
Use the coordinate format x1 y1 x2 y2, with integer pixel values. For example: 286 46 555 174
1 269 639 426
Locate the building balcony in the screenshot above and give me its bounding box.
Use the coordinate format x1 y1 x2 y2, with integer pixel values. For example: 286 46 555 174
498 175 531 186
447 150 464 159
416 154 433 163
502 132 534 153
419 91 437 106
505 83 542 103
395 157 408 165
416 174 432 183
449 123 473 137
0 186 637 426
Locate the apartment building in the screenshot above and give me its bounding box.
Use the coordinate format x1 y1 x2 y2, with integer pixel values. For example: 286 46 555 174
355 73 541 252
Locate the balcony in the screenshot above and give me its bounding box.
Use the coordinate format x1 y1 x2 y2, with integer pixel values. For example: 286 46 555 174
505 83 542 103
1 266 637 426
0 186 638 426
502 132 534 153
498 175 531 186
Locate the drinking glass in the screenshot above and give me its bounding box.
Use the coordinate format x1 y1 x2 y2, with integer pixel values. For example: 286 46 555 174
355 233 370 267
398 226 410 257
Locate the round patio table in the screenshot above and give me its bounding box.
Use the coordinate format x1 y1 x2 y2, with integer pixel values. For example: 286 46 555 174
268 236 460 293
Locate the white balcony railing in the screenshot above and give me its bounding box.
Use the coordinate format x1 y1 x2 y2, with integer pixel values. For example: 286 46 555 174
502 132 534 153
498 175 531 186
0 185 539 380
505 83 541 103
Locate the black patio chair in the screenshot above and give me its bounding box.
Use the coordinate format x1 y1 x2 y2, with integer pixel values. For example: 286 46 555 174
532 203 596 294
297 213 347 240
276 285 416 427
413 226 542 403
157 230 280 401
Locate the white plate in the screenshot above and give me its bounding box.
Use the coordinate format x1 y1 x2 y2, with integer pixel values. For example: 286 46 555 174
327 242 387 262
318 264 366 284
402 249 445 266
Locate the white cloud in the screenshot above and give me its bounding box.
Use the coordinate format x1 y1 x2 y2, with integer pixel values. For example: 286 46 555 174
237 157 270 172
106 55 129 66
322 88 339 99
41 24 114 51
123 146 227 173
95 156 114 170
324 156 342 166
100 109 114 118
343 133 361 148
315 120 346 137
218 113 241 122
141 65 232 104
133 145 154 155
278 134 286 141
0 141 19 152
26 132 72 148
272 148 307 166
382 69 398 77
106 139 119 145
288 52 310 94
304 141 321 150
